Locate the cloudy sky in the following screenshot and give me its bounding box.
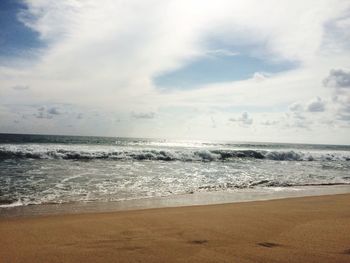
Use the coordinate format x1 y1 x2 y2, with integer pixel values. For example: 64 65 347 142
0 0 350 144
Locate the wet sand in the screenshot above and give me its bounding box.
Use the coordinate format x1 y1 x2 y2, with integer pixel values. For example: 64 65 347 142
1 194 350 263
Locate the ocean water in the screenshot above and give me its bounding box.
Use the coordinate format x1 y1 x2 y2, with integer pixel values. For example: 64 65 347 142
0 133 349 208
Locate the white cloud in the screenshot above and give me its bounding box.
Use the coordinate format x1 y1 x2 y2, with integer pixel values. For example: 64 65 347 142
11 85 30 91
34 106 62 119
323 68 350 88
306 97 326 112
260 120 279 126
47 107 61 115
229 112 253 126
289 102 304 112
132 112 156 119
252 72 268 82
205 49 239 57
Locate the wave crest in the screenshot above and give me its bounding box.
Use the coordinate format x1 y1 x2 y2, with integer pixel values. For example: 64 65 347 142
0 145 349 162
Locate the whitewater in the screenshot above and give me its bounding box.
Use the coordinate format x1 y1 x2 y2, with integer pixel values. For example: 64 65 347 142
0 134 349 208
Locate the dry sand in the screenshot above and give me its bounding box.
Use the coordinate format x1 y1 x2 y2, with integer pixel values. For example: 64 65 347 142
1 194 350 263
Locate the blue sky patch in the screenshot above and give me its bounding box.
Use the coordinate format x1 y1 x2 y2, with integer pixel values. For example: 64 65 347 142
154 49 297 90
0 0 43 58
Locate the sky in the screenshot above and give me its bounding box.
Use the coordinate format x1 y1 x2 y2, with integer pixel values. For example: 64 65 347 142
0 0 350 144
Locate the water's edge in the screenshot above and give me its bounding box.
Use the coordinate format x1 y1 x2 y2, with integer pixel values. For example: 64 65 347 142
1 185 350 218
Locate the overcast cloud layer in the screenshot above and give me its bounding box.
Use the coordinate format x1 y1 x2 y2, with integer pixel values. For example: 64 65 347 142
0 0 350 144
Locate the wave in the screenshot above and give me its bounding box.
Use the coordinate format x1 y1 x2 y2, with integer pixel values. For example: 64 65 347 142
1 181 349 208
0 199 25 208
0 145 349 162
196 181 350 191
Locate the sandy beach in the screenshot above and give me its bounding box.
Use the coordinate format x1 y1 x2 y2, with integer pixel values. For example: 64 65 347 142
1 194 350 263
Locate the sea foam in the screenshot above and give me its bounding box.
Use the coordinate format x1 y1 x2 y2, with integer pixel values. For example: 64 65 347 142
0 144 349 162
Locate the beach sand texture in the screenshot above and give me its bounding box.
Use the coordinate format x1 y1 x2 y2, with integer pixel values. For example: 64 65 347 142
1 194 350 263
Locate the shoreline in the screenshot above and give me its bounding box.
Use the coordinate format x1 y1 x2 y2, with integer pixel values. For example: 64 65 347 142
1 193 349 263
1 184 350 218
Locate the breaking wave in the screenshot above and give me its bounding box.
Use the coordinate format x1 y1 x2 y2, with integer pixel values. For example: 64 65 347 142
0 145 349 162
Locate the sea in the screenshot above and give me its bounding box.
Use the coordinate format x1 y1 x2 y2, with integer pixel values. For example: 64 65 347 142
0 133 350 213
